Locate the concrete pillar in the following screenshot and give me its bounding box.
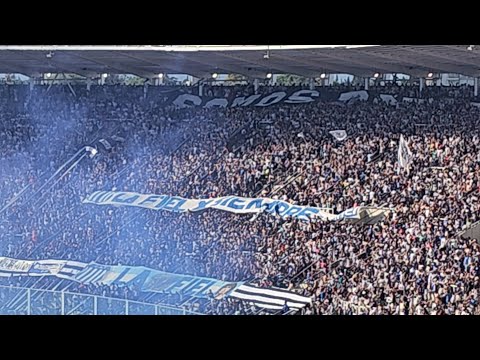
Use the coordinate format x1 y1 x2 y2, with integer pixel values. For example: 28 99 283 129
322 75 329 87
254 78 259 94
156 75 164 86
419 77 424 94
309 78 315 90
29 77 34 91
86 78 92 91
199 83 204 96
364 77 369 90
475 77 478 97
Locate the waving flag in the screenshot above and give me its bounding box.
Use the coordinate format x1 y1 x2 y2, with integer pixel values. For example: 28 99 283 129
329 130 348 141
398 135 412 169
99 139 112 150
230 284 312 311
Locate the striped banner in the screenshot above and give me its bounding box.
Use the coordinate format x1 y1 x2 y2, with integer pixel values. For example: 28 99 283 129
0 256 312 310
230 284 312 311
74 264 109 284
57 261 88 279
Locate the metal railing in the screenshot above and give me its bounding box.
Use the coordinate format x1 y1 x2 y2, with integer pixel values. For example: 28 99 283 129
0 285 203 315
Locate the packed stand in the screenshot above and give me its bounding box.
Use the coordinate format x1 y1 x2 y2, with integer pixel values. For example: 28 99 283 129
0 83 480 315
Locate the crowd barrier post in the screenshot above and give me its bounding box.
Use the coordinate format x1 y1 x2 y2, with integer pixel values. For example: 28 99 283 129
93 295 98 315
27 288 31 315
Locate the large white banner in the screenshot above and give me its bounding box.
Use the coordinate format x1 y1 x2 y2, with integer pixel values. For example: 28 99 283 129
0 257 34 276
0 257 80 277
29 260 69 276
83 191 388 223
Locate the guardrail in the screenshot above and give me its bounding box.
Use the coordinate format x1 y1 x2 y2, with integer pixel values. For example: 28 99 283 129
0 285 203 315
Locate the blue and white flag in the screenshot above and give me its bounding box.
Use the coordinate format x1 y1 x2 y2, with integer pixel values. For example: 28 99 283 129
0 256 310 305
74 264 109 284
57 261 88 280
93 265 151 286
83 191 387 224
142 271 241 299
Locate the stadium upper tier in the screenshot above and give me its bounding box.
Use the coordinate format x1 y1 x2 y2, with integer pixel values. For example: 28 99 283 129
0 45 478 79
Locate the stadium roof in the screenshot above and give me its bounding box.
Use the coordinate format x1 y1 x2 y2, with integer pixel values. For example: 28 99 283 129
0 45 478 79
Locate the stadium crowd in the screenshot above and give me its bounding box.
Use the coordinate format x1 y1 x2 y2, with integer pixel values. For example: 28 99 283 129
1 83 480 315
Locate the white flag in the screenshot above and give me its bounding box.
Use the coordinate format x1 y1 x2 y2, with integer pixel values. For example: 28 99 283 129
398 135 412 169
111 135 126 142
379 94 398 106
99 139 112 150
329 130 348 141
338 90 369 103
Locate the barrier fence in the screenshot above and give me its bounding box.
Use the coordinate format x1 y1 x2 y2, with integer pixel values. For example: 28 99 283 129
0 285 203 315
